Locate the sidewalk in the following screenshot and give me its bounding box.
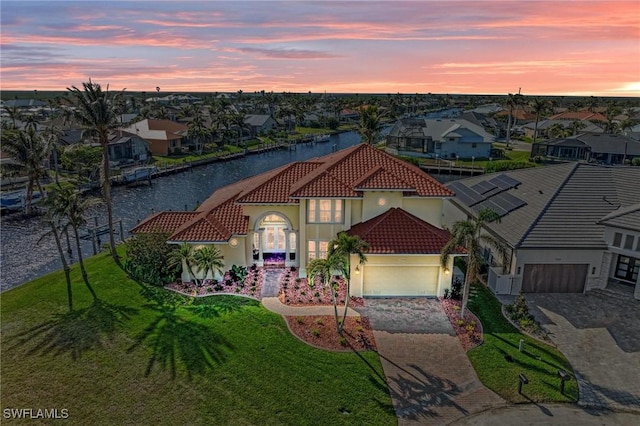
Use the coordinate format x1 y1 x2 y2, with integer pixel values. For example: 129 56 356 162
261 296 360 316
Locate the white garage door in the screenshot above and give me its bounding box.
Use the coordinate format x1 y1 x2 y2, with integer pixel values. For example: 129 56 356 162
363 266 439 296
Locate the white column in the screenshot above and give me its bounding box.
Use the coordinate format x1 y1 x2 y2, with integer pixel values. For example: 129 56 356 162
284 229 291 267
257 229 264 265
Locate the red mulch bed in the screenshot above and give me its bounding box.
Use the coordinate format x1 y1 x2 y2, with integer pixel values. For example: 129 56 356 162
284 315 376 352
440 298 483 352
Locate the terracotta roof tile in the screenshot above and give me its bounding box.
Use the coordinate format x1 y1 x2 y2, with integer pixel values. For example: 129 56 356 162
130 212 199 234
346 208 464 254
135 144 453 243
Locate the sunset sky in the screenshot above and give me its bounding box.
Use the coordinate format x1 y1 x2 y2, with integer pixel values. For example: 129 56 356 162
1 1 639 96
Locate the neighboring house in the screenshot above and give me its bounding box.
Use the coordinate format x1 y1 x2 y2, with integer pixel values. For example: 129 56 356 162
132 143 463 297
244 114 278 136
442 163 640 300
470 103 503 115
107 131 150 165
549 111 608 123
461 111 500 136
531 133 640 164
121 119 188 156
2 99 47 109
385 118 494 159
522 119 603 139
626 123 640 141
597 204 640 300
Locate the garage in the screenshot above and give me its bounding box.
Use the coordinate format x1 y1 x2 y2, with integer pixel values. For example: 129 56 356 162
363 265 439 296
522 263 588 293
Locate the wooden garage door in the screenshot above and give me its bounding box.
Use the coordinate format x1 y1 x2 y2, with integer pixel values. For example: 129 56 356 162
522 264 588 293
363 266 439 296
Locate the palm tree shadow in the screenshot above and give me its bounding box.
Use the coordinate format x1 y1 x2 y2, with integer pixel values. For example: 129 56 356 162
9 298 137 360
128 285 236 380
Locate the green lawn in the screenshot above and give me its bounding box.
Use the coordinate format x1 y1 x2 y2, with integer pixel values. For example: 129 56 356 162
1 253 395 425
467 283 579 403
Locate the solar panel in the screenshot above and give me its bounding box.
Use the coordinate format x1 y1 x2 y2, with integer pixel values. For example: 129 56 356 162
488 174 521 190
449 181 485 206
471 180 498 195
472 200 508 217
490 192 527 213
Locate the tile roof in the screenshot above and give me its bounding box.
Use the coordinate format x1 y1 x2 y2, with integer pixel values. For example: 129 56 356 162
134 143 453 242
346 208 463 254
549 111 608 122
598 203 640 232
448 163 640 249
130 212 199 234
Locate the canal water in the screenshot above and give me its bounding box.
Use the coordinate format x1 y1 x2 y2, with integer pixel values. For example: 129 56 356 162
1 132 365 291
1 109 462 291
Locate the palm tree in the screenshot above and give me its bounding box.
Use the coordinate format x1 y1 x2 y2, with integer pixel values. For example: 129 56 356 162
50 185 98 299
193 246 225 285
505 93 524 147
168 243 199 285
530 98 550 144
440 208 506 319
230 111 248 146
187 110 207 155
2 128 52 215
42 124 64 184
308 254 345 332
68 79 124 266
40 194 73 312
3 105 22 129
358 105 383 144
327 232 369 334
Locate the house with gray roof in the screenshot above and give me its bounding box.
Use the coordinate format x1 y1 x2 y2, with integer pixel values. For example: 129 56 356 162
244 114 278 136
385 118 494 160
532 133 640 165
443 163 640 300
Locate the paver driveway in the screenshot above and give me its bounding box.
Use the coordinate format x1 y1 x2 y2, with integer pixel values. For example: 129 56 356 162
358 298 505 425
525 293 640 412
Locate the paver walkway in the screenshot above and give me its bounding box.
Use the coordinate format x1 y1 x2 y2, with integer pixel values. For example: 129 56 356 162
260 268 284 298
357 298 506 425
524 293 640 413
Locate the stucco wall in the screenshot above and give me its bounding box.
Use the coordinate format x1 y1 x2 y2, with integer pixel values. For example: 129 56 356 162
402 198 444 227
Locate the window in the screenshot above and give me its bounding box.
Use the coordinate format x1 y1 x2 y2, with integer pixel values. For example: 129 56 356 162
614 255 639 282
624 235 634 250
636 237 640 252
472 143 477 148
308 199 343 223
613 232 623 247
308 240 329 261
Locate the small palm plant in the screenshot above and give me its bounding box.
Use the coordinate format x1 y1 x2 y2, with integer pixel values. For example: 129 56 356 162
193 246 225 286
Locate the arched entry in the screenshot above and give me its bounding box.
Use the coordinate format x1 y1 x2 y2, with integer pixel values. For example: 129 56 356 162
253 212 297 267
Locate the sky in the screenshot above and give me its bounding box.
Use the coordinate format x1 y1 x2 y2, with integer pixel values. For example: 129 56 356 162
1 1 639 96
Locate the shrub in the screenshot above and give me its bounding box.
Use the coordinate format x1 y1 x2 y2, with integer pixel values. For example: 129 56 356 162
339 337 348 346
230 265 248 283
443 288 450 299
312 329 320 337
296 316 305 324
484 160 535 174
316 318 324 325
450 278 463 300
632 157 640 166
124 232 176 286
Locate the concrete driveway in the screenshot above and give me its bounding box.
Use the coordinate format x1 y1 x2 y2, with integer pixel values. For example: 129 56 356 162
524 293 640 412
358 298 505 425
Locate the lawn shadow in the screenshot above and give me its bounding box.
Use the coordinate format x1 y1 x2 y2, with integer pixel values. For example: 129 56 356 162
8 298 138 360
128 284 237 380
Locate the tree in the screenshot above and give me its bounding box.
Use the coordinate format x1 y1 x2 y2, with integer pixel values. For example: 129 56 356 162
187 106 207 155
50 185 98 299
505 93 524 146
168 243 199 286
530 98 551 144
1 127 52 215
327 232 369 334
440 208 507 319
192 246 225 284
230 111 248 146
308 254 345 332
68 79 124 266
40 193 74 312
358 105 384 144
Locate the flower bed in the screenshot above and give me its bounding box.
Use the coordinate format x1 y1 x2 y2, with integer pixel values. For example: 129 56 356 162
166 267 264 298
440 298 483 352
284 315 376 351
278 268 364 308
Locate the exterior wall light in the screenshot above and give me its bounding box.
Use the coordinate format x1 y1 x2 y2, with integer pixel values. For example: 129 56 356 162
229 238 238 248
355 265 360 275
444 268 450 275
